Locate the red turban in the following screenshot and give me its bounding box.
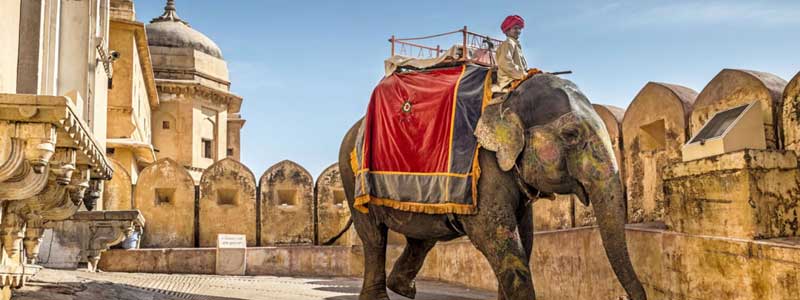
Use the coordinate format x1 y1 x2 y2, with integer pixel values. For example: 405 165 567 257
501 15 525 33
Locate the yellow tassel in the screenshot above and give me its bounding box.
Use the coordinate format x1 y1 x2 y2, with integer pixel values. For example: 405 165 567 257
353 194 370 214
349 148 359 174
471 145 481 209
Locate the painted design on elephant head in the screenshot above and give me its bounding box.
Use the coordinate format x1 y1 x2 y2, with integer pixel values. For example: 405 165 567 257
474 104 525 172
472 74 647 300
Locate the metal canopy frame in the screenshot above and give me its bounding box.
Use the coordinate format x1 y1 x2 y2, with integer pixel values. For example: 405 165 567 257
388 26 504 67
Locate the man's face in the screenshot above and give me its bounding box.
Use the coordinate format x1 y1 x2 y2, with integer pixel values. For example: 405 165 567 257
506 25 522 39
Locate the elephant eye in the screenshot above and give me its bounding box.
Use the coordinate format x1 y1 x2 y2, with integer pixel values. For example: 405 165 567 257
560 127 581 143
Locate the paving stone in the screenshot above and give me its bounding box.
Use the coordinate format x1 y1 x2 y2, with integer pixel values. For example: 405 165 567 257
15 268 494 300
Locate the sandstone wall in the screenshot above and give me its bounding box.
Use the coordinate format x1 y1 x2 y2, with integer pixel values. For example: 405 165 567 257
103 158 132 211
259 160 315 245
782 72 800 152
315 163 354 246
134 158 196 248
532 196 573 231
103 159 364 248
622 82 697 223
593 104 625 172
99 225 800 300
664 150 800 239
199 158 257 247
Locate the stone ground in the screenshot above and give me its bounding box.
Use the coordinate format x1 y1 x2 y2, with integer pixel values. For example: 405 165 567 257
15 268 495 300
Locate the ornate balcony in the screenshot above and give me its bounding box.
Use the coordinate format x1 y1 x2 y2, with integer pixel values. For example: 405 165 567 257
0 93 113 294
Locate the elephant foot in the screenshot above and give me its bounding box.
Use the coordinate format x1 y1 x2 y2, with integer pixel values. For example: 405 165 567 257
360 290 390 300
387 273 416 299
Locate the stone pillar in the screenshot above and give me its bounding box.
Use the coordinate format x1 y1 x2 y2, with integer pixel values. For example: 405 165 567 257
226 113 245 161
0 0 21 93
16 0 44 94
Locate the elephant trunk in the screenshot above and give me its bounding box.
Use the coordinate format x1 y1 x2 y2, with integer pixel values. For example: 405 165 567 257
567 129 647 300
591 175 646 300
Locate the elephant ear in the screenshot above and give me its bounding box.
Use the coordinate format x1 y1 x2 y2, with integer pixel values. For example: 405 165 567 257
475 104 525 171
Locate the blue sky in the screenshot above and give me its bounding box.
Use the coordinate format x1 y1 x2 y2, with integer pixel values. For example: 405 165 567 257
134 0 800 179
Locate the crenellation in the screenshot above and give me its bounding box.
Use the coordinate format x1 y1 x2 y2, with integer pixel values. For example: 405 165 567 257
134 158 195 248
259 160 315 246
315 163 353 246
782 72 800 153
691 69 788 150
199 158 257 247
622 82 697 224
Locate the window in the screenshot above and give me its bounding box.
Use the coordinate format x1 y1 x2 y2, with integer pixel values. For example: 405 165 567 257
202 139 213 159
639 119 666 151
333 189 346 207
162 121 170 129
227 148 234 156
277 189 298 206
217 188 238 205
155 188 175 205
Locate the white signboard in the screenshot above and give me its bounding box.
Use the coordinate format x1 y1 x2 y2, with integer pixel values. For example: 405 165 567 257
216 234 247 275
217 234 246 249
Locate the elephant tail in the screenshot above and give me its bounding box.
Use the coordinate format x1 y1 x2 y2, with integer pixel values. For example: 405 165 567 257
321 217 353 245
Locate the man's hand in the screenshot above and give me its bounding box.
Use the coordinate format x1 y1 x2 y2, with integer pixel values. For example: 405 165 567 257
510 68 544 90
526 68 542 76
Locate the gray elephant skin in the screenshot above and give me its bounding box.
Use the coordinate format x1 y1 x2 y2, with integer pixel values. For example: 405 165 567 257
336 74 647 300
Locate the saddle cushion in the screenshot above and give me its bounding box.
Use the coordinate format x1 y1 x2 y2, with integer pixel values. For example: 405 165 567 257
352 64 492 215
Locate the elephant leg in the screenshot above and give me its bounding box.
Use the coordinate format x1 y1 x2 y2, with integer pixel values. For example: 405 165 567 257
354 212 390 300
463 213 535 300
496 203 534 300
387 237 437 299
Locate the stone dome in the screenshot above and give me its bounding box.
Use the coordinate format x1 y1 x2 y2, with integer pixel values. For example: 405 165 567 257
146 0 223 59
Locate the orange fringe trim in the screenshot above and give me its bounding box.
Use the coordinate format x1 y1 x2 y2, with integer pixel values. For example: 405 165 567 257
354 194 477 215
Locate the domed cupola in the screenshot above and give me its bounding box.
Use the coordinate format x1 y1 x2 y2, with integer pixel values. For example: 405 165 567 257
146 0 223 59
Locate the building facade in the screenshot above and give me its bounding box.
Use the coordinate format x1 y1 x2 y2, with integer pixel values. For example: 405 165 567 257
0 0 246 296
145 0 245 182
0 0 115 296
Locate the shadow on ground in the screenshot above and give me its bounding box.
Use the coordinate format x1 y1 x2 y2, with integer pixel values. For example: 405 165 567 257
308 278 494 300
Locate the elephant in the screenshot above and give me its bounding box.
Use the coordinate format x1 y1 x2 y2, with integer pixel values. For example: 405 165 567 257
334 73 646 300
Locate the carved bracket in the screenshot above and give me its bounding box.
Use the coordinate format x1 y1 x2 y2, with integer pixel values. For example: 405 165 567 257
84 213 144 272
